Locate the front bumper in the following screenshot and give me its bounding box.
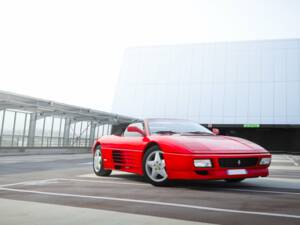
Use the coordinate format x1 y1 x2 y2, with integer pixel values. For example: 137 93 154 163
164 152 271 180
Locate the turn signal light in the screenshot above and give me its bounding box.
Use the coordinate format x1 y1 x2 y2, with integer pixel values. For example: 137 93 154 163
259 157 271 165
194 159 212 168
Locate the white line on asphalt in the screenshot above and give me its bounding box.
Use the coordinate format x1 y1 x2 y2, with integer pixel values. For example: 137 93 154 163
0 179 60 188
271 159 294 163
286 156 299 166
0 198 218 225
2 177 300 197
78 176 129 181
270 175 300 179
270 166 300 171
0 187 299 219
67 178 300 195
58 178 149 186
263 177 300 183
61 178 300 195
0 178 148 188
78 173 132 179
79 172 300 184
221 188 300 195
79 162 92 165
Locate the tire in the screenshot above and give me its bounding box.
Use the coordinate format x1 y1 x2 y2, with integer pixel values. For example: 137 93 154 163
225 178 245 183
93 145 112 176
143 146 169 186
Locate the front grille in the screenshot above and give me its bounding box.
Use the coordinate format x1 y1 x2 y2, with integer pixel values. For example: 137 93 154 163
219 158 258 168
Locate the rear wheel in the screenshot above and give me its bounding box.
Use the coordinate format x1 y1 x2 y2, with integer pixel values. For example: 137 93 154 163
225 178 245 183
93 145 112 176
143 146 169 186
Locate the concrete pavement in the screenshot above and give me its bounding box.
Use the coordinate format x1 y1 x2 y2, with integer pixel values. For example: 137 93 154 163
0 153 299 225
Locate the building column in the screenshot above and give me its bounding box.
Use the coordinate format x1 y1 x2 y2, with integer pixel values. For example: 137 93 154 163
0 109 6 147
27 113 37 147
63 118 71 147
89 122 96 147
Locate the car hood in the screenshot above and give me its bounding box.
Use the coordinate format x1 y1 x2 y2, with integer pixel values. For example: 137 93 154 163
158 135 268 154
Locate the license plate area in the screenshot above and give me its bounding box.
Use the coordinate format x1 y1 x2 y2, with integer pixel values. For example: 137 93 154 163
227 169 247 175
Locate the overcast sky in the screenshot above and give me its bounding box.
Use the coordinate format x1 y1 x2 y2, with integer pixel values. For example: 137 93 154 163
0 0 300 113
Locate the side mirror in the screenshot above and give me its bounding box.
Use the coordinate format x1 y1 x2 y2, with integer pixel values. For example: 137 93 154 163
127 125 145 136
212 128 220 135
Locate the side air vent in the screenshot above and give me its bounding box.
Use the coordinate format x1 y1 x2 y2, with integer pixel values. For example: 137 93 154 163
112 150 123 164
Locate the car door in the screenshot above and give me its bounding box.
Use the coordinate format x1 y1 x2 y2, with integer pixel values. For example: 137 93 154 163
113 122 147 173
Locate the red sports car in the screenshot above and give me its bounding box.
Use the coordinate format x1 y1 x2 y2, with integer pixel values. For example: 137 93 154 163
92 119 271 186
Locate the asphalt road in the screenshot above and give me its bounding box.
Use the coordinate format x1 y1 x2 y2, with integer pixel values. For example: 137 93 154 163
0 153 299 225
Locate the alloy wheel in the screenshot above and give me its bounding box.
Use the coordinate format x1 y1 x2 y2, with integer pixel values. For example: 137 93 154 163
145 150 168 182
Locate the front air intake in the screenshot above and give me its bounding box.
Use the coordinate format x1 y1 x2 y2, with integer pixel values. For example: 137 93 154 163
219 158 258 168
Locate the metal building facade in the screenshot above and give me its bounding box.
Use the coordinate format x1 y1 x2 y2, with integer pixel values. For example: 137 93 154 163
113 39 300 126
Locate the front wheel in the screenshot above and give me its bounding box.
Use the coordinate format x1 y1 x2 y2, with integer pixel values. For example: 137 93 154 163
143 146 169 186
93 145 112 176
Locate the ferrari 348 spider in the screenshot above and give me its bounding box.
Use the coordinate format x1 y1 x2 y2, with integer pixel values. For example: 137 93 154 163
92 119 271 186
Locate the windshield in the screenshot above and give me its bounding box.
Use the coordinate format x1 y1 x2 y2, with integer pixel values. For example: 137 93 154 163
148 120 213 135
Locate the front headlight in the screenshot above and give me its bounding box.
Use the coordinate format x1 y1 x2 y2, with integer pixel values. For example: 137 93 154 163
194 159 212 168
259 157 271 165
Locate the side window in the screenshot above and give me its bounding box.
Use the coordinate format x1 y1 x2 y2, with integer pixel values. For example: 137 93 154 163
123 123 144 137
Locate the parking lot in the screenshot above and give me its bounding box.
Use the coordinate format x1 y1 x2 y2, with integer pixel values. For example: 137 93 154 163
0 153 299 225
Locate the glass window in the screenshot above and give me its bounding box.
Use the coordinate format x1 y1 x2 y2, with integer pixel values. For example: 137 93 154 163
69 123 75 138
43 117 53 137
59 118 65 137
24 114 30 136
14 112 26 136
0 111 3 134
2 110 15 146
148 119 212 135
13 112 26 147
2 110 15 135
52 118 61 137
35 118 45 146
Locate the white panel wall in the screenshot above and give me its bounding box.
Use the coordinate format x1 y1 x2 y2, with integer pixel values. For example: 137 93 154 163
113 39 300 125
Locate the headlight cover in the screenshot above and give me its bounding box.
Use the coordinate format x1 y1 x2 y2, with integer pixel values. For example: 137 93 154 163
259 157 271 165
194 159 212 168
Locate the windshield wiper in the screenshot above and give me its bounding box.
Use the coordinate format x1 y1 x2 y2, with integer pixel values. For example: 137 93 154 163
181 131 213 136
154 130 178 135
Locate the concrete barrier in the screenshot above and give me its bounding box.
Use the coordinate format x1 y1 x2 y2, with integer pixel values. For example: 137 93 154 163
0 147 90 156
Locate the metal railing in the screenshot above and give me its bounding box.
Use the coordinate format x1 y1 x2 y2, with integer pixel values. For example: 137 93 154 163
0 109 113 148
0 134 98 148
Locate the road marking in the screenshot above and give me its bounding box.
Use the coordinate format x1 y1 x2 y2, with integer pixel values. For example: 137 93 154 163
78 172 131 179
270 175 300 179
220 188 300 195
272 159 289 162
263 177 300 183
0 187 299 219
80 173 300 184
2 176 299 197
77 175 129 181
0 179 59 188
64 178 300 195
271 159 294 163
0 177 148 188
286 156 299 166
270 166 300 171
58 178 149 186
67 178 300 195
0 198 217 225
79 162 92 165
